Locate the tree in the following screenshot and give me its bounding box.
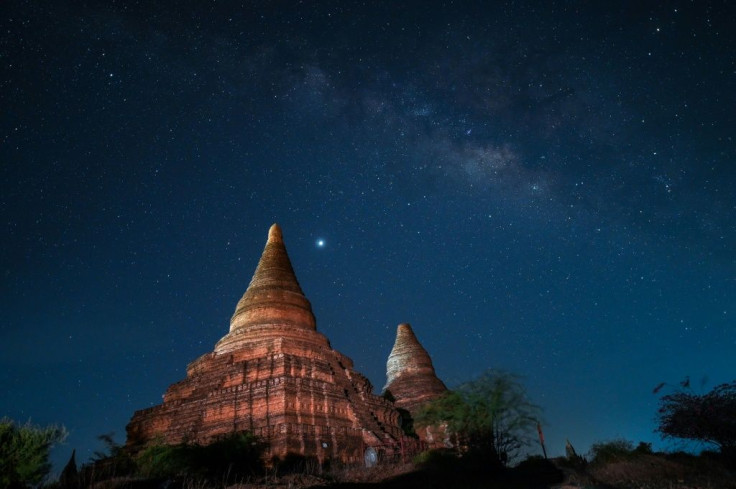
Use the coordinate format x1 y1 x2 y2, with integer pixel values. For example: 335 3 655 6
656 380 736 462
0 418 67 489
87 432 135 480
415 369 541 466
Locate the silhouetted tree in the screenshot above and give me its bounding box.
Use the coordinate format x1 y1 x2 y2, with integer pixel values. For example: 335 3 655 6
0 418 67 489
656 380 736 462
415 369 540 466
87 432 134 480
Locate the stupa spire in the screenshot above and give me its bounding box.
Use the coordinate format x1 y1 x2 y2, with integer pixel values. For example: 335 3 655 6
384 323 447 412
267 222 283 243
238 223 306 303
215 223 318 353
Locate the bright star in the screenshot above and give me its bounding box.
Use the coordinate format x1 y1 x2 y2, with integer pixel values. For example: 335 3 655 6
316 239 325 248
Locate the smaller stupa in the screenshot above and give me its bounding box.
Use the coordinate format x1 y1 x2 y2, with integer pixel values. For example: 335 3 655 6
383 323 448 448
383 323 447 415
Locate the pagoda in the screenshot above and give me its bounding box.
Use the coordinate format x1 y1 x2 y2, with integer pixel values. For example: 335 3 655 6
126 224 402 464
383 323 448 446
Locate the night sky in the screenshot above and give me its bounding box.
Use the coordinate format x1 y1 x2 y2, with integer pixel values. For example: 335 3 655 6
2 0 734 471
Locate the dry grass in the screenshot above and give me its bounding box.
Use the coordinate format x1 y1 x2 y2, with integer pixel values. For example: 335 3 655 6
590 454 688 485
81 453 735 489
584 453 736 489
324 462 415 484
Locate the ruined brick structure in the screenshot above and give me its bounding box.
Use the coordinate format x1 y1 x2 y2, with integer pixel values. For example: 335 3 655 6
126 224 444 464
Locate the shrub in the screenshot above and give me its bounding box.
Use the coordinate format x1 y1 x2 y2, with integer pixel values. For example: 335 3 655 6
135 443 192 479
0 418 67 489
86 433 135 480
589 439 635 465
634 441 653 455
412 449 458 470
134 432 264 482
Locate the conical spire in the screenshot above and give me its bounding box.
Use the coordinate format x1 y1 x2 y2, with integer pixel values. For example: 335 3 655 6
215 224 320 354
384 323 447 412
229 223 316 333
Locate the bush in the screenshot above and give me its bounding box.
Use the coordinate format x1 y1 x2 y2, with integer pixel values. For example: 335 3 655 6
588 440 653 466
86 433 135 480
135 443 192 479
634 441 653 455
412 449 458 470
135 432 265 482
0 418 67 489
589 439 635 465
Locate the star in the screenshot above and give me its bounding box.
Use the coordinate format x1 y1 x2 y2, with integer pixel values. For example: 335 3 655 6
2 0 733 473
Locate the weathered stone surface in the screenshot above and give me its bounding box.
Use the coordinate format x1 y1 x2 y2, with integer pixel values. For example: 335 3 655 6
383 323 447 415
126 224 402 464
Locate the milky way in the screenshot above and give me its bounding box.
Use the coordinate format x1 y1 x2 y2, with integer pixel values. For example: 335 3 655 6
1 1 734 470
